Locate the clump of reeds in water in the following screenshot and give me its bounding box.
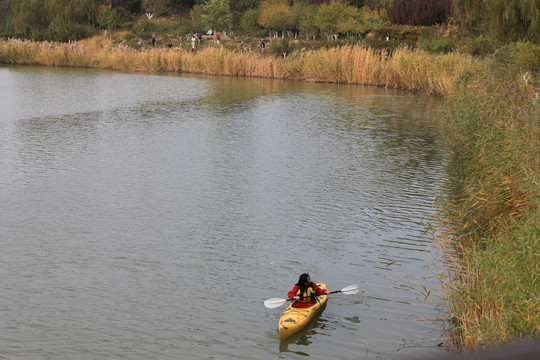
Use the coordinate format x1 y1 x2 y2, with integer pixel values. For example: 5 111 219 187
0 37 481 96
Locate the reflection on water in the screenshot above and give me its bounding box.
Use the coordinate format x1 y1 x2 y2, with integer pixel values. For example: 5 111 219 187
279 313 325 355
0 66 451 359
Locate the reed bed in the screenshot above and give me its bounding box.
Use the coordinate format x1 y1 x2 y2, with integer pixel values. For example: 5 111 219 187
0 38 482 96
437 63 540 350
381 47 477 96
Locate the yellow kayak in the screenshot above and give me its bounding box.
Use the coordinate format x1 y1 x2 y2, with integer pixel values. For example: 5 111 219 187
278 283 328 340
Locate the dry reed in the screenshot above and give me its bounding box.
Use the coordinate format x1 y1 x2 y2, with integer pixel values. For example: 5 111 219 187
0 37 484 96
436 64 540 350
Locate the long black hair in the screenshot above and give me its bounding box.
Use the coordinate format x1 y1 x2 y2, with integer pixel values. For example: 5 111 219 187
295 273 312 299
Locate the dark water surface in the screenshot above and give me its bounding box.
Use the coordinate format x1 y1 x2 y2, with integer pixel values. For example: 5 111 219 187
0 66 451 359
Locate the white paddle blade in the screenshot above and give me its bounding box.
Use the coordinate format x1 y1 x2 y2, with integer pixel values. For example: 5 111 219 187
264 298 287 308
341 284 359 295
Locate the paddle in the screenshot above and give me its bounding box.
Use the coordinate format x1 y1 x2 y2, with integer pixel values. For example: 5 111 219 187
263 284 359 309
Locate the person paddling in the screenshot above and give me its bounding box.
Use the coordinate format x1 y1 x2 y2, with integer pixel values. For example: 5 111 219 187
287 273 329 308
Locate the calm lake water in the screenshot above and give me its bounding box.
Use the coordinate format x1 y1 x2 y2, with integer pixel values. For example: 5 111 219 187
0 66 451 359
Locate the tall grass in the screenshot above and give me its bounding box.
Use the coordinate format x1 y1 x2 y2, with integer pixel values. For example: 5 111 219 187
436 59 540 350
0 37 482 96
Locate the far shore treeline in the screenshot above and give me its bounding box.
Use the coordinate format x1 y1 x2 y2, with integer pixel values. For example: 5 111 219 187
0 0 539 47
0 0 538 354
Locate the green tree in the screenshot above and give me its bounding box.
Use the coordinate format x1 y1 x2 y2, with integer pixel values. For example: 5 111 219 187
336 5 363 36
0 0 10 16
453 0 540 42
370 0 395 7
297 3 318 40
230 0 258 29
169 0 196 12
316 0 363 40
258 0 290 37
46 0 99 40
97 3 130 32
0 0 11 34
142 0 169 17
9 0 98 40
361 5 389 33
11 0 51 38
239 8 262 34
349 0 372 8
190 4 205 31
113 0 143 14
231 0 259 13
201 0 232 34
65 0 99 24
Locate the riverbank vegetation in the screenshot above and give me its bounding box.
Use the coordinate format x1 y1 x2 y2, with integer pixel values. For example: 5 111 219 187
0 37 481 96
436 51 539 349
1 0 539 352
0 0 538 51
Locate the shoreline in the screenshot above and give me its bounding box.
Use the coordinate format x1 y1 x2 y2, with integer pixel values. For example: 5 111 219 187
0 37 483 97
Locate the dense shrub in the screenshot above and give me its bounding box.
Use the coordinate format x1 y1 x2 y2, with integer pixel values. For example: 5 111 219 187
375 24 424 42
418 26 453 54
421 37 452 54
509 42 540 73
456 36 501 57
268 37 293 57
97 5 133 31
132 18 190 39
453 0 540 43
360 37 402 51
123 32 144 49
112 0 143 14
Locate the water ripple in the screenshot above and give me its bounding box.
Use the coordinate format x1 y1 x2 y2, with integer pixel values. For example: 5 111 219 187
0 67 451 359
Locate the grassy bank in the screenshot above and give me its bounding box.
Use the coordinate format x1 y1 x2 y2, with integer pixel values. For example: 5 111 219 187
1 35 539 351
437 55 540 349
0 36 481 96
